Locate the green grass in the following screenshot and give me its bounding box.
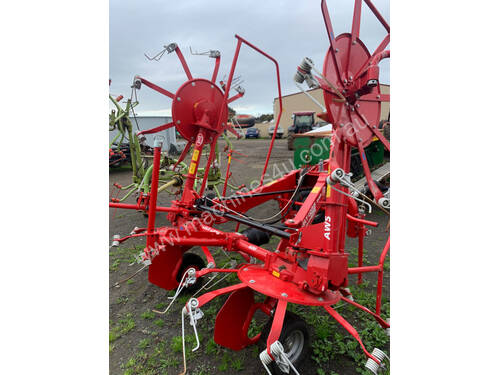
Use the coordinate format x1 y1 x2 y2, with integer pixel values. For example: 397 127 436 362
170 335 184 353
109 313 135 342
230 357 244 371
170 334 201 361
115 295 129 304
120 340 180 375
153 319 165 328
109 246 144 272
383 257 390 271
154 302 167 310
191 364 213 375
204 338 220 355
247 317 265 338
138 338 151 349
140 310 155 320
217 352 231 372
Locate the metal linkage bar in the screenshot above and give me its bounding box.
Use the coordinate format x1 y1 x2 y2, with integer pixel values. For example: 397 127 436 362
196 204 292 239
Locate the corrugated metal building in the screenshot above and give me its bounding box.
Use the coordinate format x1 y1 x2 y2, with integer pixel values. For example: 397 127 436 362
109 115 177 148
273 84 390 128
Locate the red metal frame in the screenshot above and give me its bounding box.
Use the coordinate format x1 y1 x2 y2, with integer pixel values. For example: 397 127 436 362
110 1 390 372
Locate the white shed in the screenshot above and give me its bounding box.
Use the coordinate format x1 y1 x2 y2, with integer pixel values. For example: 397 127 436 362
109 115 177 150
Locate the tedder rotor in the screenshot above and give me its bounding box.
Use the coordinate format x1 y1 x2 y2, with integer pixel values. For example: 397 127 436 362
109 43 244 213
110 0 390 373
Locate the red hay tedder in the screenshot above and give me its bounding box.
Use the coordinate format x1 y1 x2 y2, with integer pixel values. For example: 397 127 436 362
110 1 390 373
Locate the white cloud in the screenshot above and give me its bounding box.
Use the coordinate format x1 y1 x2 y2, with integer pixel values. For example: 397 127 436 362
110 0 390 116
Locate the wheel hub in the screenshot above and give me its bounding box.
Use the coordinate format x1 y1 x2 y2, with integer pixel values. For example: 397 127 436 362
283 330 305 363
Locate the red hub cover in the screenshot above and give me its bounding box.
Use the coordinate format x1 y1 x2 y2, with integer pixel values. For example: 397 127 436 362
323 33 381 148
171 78 228 143
238 264 341 306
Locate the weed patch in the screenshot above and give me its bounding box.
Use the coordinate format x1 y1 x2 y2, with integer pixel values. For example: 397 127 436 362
109 313 135 342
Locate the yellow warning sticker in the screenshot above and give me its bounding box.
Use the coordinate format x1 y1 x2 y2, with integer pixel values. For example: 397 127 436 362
192 149 200 162
272 270 280 278
188 162 197 174
327 166 331 197
311 186 321 194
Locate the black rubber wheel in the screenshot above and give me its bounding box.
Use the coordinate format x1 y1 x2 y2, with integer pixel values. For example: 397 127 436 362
176 253 205 292
259 311 310 375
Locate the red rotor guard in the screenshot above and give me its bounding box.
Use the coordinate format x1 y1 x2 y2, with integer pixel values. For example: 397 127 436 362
148 245 187 290
214 287 262 350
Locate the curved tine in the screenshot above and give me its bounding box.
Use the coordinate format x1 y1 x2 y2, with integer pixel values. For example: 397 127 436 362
144 47 167 61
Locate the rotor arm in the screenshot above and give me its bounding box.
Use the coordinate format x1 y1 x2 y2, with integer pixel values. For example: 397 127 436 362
345 0 362 76
370 50 390 67
363 0 390 33
324 305 381 364
227 90 244 104
359 93 390 103
321 0 344 82
353 34 390 81
137 122 174 136
211 54 220 83
174 46 193 80
354 107 390 152
133 75 175 99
